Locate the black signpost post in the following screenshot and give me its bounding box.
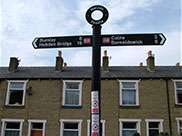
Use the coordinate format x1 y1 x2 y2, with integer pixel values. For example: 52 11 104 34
32 5 166 136
85 5 109 136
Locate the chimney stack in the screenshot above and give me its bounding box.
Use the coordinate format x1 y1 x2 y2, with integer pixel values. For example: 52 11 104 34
8 57 19 72
146 50 155 72
102 50 109 71
139 62 143 67
55 51 64 71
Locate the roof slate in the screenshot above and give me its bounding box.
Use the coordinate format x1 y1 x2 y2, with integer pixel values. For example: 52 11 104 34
0 66 182 79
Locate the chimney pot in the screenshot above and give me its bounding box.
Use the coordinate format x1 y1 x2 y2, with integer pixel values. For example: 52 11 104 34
58 50 62 57
148 50 152 57
64 62 67 67
55 51 64 71
176 63 180 66
139 62 143 67
104 50 107 56
8 57 19 72
102 50 109 71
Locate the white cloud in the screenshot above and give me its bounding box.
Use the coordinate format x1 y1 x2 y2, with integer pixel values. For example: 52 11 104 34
155 31 181 65
76 0 161 34
68 50 92 66
1 0 72 66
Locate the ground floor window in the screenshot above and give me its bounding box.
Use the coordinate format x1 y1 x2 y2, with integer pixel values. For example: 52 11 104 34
119 119 141 136
145 119 163 136
176 118 182 135
28 120 46 136
1 119 24 136
60 119 82 136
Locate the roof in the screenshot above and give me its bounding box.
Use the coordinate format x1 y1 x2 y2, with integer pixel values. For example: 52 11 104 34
0 66 182 80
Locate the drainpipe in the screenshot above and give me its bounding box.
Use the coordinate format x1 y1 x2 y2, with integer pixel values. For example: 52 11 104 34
165 79 172 135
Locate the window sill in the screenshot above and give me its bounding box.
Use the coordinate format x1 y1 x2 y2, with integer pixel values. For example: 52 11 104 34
5 105 25 108
175 104 182 107
120 105 140 109
61 105 82 109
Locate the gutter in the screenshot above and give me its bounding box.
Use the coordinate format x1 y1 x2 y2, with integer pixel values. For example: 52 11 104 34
165 79 172 135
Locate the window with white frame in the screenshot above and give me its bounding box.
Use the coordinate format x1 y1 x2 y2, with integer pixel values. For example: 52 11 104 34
119 119 141 136
5 80 28 106
119 80 139 106
87 120 106 136
62 80 83 106
60 119 82 136
1 119 24 136
174 80 182 105
176 118 182 134
145 119 164 136
28 120 47 136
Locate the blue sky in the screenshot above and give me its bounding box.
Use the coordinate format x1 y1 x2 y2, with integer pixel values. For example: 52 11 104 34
1 0 181 66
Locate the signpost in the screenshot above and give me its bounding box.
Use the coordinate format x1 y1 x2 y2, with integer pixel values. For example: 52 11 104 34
101 33 166 46
32 33 166 49
32 35 92 49
32 5 166 136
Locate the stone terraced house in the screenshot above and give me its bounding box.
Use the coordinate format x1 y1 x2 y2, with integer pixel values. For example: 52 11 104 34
0 51 182 136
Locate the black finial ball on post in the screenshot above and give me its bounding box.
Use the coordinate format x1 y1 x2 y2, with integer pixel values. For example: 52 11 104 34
85 5 109 25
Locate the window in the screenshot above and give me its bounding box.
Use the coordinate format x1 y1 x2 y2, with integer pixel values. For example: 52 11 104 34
176 118 182 134
62 80 83 106
5 80 28 106
119 119 141 136
60 119 82 136
145 119 163 136
1 119 24 136
87 120 106 136
119 80 139 106
174 80 182 105
28 120 47 136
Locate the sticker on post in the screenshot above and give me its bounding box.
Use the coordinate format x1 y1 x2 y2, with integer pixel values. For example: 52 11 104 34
91 123 99 136
91 114 100 136
92 132 99 136
92 124 99 131
91 91 99 113
92 114 99 122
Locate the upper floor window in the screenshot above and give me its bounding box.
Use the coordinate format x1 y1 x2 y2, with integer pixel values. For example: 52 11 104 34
1 119 24 136
145 119 163 136
5 80 28 106
119 119 141 136
119 80 139 106
62 80 83 107
60 119 82 136
174 80 182 105
176 118 182 135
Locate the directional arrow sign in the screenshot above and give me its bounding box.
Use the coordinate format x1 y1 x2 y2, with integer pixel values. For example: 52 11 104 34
32 35 92 49
101 33 166 46
32 33 166 49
